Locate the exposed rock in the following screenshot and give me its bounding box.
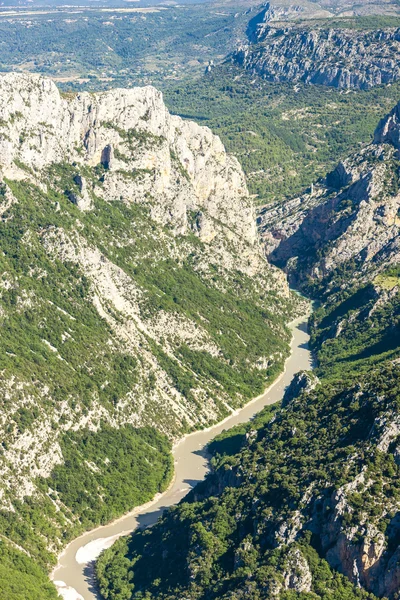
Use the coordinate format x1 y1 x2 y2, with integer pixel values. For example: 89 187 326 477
232 22 400 90
282 548 313 593
282 371 319 407
374 100 400 150
259 101 400 290
67 174 93 211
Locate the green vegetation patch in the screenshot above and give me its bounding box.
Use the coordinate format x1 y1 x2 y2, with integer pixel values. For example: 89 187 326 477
164 65 400 203
0 540 58 600
309 276 400 382
40 425 173 529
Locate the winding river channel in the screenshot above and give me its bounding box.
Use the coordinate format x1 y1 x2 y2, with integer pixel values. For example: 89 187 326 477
52 313 313 600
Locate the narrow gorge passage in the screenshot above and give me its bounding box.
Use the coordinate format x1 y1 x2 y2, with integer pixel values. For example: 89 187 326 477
52 313 313 600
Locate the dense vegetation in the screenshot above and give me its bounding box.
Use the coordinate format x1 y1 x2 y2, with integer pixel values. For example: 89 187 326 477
164 65 400 202
309 280 400 382
0 541 58 600
97 351 400 598
41 425 173 530
0 5 249 88
0 425 172 570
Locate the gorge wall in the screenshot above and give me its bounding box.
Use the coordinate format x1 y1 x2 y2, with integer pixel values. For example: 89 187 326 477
233 12 400 89
0 72 298 573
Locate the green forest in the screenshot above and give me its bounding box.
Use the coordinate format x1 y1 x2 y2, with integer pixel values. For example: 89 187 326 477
164 65 400 202
96 257 400 599
0 541 58 600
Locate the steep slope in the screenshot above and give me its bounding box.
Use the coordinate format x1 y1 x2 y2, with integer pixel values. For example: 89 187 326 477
232 20 400 89
96 102 400 599
0 72 300 583
246 2 334 43
259 99 400 293
97 367 400 600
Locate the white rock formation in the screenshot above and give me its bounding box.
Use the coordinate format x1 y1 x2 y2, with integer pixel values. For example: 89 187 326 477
0 73 293 525
0 72 255 247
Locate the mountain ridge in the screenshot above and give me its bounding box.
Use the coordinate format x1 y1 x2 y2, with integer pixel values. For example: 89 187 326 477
232 19 400 89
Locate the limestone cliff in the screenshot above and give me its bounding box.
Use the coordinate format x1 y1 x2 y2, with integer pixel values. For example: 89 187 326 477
259 99 400 292
0 73 297 560
0 72 257 247
232 19 400 89
255 101 400 596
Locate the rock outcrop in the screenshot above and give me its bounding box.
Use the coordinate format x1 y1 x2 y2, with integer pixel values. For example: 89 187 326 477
259 99 400 291
232 21 400 90
0 72 257 246
282 548 313 593
282 370 319 407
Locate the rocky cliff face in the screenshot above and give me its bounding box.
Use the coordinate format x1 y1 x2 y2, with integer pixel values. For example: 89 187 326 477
0 72 257 245
254 101 400 596
0 72 298 564
246 2 333 43
232 21 400 89
259 99 400 292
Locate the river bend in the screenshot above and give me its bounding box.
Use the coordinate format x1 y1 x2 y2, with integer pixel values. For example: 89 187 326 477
52 315 313 600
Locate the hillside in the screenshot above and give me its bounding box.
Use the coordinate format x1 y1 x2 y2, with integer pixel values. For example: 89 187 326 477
165 64 400 203
260 98 400 295
0 72 300 594
96 100 400 600
232 15 400 89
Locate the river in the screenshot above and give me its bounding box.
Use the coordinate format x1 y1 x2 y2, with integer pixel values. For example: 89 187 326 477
52 314 313 600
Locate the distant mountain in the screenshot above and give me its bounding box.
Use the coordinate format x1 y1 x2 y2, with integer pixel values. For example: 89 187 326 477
232 16 400 89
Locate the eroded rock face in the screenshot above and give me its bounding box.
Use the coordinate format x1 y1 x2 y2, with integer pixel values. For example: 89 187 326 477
374 101 400 150
259 103 400 291
282 548 313 593
282 371 319 408
232 24 400 90
0 72 255 247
